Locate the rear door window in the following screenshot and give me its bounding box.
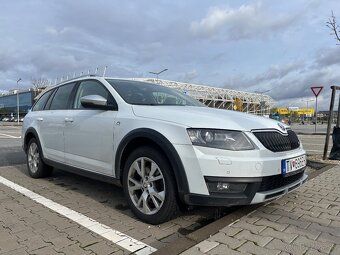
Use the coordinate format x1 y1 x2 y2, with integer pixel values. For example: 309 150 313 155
32 90 53 111
49 83 76 110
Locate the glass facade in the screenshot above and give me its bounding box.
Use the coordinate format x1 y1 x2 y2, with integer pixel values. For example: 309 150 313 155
0 91 35 118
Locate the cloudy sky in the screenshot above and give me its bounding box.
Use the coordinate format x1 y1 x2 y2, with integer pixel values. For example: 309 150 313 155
1 0 340 110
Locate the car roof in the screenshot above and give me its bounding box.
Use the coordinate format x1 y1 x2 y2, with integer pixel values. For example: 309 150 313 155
34 76 155 100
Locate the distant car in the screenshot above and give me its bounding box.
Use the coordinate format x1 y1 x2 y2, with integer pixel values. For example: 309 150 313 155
20 117 24 122
2 117 10 122
22 76 307 224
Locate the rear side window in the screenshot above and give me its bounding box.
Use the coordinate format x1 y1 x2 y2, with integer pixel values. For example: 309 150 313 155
50 83 76 110
32 90 53 111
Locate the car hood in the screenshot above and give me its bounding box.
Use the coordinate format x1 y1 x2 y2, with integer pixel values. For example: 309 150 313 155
132 106 286 132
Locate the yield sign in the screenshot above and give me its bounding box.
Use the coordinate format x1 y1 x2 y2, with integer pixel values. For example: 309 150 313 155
310 86 323 97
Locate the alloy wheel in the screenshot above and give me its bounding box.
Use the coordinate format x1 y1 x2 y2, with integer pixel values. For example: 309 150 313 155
127 157 165 215
28 142 39 174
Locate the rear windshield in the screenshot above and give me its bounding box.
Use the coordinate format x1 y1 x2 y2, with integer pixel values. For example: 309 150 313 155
106 79 203 107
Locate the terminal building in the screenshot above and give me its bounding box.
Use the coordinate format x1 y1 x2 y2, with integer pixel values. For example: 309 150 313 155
0 89 37 119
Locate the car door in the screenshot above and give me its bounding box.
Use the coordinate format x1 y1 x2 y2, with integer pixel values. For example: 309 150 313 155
39 82 76 163
64 80 118 176
29 88 54 154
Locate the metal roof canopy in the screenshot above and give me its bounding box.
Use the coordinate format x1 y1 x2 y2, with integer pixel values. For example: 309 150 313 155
134 78 275 115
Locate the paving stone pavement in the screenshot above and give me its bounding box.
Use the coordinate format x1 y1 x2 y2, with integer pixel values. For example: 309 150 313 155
181 165 340 255
0 183 130 255
0 164 224 254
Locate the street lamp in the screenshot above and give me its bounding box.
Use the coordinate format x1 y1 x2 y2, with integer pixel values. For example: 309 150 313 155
17 78 21 125
301 98 314 123
149 68 168 82
254 89 270 116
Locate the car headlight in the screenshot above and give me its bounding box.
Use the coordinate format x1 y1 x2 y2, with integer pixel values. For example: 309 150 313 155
187 129 255 150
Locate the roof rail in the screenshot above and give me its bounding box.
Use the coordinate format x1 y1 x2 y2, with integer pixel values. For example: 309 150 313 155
54 66 108 85
55 74 98 85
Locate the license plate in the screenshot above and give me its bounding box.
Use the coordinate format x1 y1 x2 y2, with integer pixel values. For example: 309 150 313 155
282 155 306 176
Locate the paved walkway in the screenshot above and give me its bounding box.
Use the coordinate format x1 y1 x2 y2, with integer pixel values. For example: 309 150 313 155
181 165 340 255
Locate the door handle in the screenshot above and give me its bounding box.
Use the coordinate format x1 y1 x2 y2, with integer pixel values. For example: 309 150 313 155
64 118 73 123
37 117 43 122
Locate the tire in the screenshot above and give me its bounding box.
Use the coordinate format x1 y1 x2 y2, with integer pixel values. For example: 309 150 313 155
26 138 53 178
122 146 179 224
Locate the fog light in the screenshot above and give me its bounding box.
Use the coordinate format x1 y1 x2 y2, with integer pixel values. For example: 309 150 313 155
217 182 230 191
205 178 247 194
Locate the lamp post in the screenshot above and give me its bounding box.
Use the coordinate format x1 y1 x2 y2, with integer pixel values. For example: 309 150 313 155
301 98 314 123
254 89 270 116
16 78 21 125
149 69 168 82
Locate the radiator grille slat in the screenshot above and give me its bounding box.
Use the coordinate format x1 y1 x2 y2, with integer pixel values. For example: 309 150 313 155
253 130 300 152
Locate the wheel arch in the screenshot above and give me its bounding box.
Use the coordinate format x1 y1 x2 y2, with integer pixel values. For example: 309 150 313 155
23 128 40 153
115 128 190 195
23 128 46 160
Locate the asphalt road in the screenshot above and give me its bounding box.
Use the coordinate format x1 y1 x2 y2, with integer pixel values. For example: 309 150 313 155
290 123 335 134
0 126 25 167
287 124 333 156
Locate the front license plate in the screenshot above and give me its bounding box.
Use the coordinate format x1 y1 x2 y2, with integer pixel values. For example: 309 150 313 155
282 155 306 176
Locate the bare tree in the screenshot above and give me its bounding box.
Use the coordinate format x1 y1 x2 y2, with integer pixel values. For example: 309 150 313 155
327 11 340 44
31 77 50 90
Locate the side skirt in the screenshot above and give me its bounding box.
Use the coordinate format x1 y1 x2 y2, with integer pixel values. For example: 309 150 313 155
43 158 122 187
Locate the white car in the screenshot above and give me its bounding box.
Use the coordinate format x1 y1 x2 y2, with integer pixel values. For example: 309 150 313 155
22 76 307 224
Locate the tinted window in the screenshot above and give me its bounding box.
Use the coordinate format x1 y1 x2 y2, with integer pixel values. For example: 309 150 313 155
32 90 53 111
74 80 114 109
44 89 56 110
107 79 203 106
50 83 76 110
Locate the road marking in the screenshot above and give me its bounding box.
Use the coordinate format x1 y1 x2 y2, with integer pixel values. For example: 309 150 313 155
0 176 156 255
0 133 21 139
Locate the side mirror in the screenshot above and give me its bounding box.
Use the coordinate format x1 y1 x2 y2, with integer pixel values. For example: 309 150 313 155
80 95 116 110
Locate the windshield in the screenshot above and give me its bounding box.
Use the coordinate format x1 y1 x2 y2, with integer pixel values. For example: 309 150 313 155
107 79 204 107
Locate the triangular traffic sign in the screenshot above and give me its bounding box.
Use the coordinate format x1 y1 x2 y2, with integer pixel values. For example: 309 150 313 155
310 86 323 97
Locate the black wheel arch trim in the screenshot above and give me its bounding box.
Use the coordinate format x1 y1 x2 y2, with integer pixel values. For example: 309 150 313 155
23 127 50 167
115 128 190 195
23 128 41 153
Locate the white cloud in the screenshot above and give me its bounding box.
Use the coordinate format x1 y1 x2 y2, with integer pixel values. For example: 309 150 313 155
190 2 298 40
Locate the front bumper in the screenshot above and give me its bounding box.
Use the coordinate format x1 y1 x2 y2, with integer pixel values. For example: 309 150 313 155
183 170 307 207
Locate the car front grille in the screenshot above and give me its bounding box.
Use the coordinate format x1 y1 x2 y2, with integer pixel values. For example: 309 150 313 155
253 130 300 152
258 171 304 192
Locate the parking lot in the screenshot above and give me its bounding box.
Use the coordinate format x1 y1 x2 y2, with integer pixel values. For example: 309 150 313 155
0 124 339 254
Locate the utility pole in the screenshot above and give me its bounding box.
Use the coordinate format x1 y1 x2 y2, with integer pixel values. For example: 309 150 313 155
301 98 314 123
16 78 21 126
149 69 168 82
